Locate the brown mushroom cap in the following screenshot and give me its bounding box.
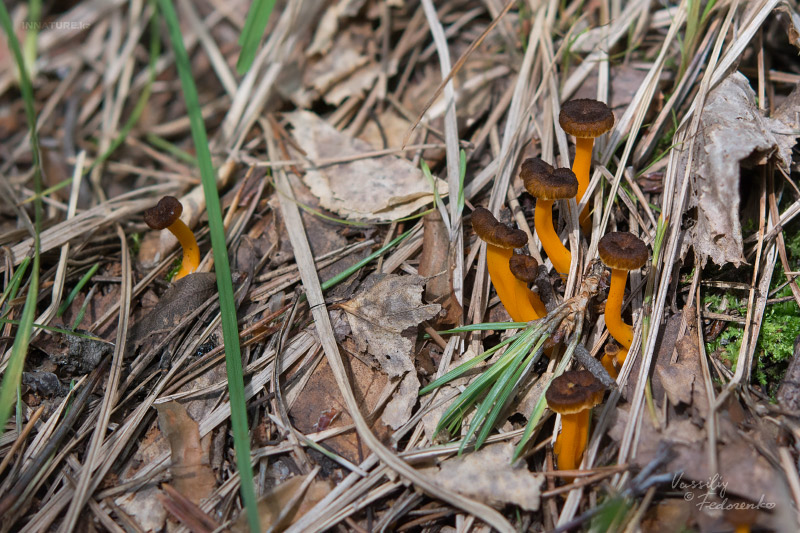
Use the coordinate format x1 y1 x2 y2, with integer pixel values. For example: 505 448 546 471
472 206 527 249
520 158 578 200
509 254 539 283
604 342 620 358
144 196 183 230
598 232 648 271
546 370 605 415
559 99 614 138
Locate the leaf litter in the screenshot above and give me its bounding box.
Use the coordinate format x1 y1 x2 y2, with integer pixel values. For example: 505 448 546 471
2 0 800 532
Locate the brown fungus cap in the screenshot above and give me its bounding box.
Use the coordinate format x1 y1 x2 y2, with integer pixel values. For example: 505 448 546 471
598 232 648 271
604 342 620 358
509 254 539 283
144 196 183 230
559 99 614 139
546 370 605 415
471 207 527 249
520 158 578 200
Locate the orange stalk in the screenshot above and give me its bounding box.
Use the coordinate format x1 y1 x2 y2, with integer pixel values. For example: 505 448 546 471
534 199 571 275
604 268 633 349
554 409 590 473
573 137 594 234
168 219 200 280
486 244 543 321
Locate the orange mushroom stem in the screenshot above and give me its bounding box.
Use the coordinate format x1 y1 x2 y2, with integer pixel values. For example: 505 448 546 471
520 158 578 276
598 232 648 364
559 99 614 234
472 207 544 321
546 370 605 473
508 254 548 317
144 196 200 280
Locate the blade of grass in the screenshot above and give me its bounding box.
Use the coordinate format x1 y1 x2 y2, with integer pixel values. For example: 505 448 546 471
419 333 521 395
157 1 260 531
0 258 30 313
57 263 100 317
236 0 277 74
0 1 43 438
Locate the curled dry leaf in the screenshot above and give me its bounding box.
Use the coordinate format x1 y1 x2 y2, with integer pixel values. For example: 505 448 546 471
684 71 800 267
419 442 543 511
286 111 446 221
155 401 216 505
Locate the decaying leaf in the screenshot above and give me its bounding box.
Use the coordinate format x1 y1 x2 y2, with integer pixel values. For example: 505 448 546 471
340 274 440 377
684 71 800 267
286 111 446 221
340 274 439 429
155 401 216 505
420 442 543 511
127 272 217 354
609 406 789 509
231 473 332 533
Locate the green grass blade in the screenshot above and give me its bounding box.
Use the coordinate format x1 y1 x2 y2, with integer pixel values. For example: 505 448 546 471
157 1 260 531
0 1 43 437
419 333 520 395
236 0 277 74
0 257 30 313
473 335 548 450
433 321 529 334
57 263 100 317
320 227 415 291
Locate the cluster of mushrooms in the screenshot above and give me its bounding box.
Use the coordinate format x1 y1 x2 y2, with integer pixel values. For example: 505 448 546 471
472 99 649 473
141 100 650 476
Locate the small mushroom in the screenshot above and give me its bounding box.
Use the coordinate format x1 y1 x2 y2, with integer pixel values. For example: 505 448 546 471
546 370 605 472
144 196 200 280
508 254 547 317
472 207 544 321
559 99 614 233
520 158 578 276
600 341 621 379
598 232 648 365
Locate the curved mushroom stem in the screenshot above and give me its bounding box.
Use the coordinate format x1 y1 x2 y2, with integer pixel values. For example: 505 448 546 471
605 267 633 363
486 245 544 321
572 137 594 234
600 353 618 379
534 199 571 276
554 409 590 473
486 244 544 321
167 219 200 280
527 289 548 318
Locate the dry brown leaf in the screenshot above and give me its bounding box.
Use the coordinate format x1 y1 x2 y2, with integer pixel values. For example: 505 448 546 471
685 71 799 267
340 274 440 377
608 406 789 510
419 442 543 511
286 111 446 221
380 371 419 430
155 401 216 505
231 474 332 533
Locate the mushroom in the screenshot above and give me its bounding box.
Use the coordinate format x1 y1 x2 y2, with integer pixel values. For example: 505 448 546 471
559 99 614 233
508 254 547 317
520 158 578 276
546 370 605 472
600 341 621 379
598 232 648 365
472 207 544 321
144 196 200 280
